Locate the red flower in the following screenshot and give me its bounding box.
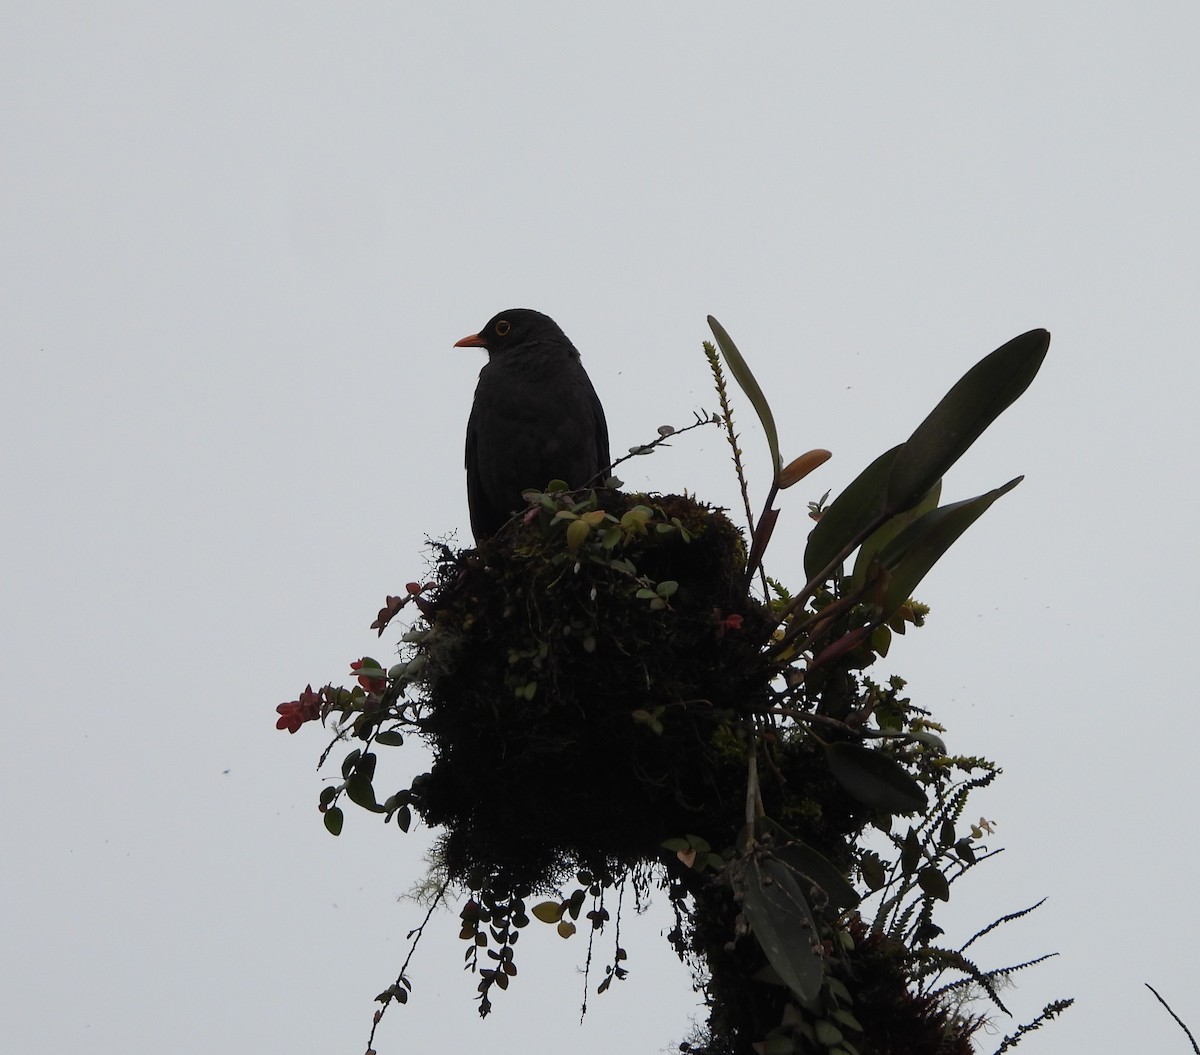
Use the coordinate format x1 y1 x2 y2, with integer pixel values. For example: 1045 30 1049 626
350 658 387 694
276 684 321 733
371 595 405 636
714 611 744 636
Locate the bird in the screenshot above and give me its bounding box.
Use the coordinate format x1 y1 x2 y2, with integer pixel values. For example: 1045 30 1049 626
454 309 610 541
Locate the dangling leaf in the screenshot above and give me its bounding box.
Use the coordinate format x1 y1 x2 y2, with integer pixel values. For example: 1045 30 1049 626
885 329 1049 515
878 477 1022 617
826 741 927 813
804 445 902 581
707 316 782 475
741 857 823 1006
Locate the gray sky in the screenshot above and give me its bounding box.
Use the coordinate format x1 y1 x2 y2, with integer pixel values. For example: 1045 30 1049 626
4 4 1197 1053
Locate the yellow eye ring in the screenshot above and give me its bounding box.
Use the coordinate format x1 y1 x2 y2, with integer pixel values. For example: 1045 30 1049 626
495 320 511 336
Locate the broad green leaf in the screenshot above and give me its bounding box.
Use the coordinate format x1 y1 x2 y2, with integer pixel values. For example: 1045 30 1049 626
804 445 903 580
708 316 782 474
814 1020 844 1045
869 624 891 657
753 819 857 909
918 866 951 902
381 790 410 816
885 328 1049 514
859 852 886 891
532 901 563 924
762 1034 796 1055
741 857 824 1006
850 480 942 589
356 751 377 782
774 840 861 910
346 773 385 813
826 741 927 813
374 730 404 747
900 827 922 875
939 818 956 848
832 1007 864 1031
878 477 1022 616
827 976 853 1004
323 806 344 836
566 518 590 551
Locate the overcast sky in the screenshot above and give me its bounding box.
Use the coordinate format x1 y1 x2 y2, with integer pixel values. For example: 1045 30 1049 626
4 4 1198 1054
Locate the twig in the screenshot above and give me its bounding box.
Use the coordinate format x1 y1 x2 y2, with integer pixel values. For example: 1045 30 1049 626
1146 984 1200 1053
364 876 451 1054
597 411 719 483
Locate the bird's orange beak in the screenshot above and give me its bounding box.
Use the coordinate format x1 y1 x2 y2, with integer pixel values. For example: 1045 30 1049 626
453 333 488 348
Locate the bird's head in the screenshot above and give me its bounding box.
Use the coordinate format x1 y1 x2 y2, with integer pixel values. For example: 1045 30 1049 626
453 308 569 357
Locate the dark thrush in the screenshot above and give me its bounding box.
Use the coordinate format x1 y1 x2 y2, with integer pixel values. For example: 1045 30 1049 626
454 309 610 541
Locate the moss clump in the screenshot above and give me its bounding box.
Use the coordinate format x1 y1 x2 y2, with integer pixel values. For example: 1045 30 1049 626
411 491 772 890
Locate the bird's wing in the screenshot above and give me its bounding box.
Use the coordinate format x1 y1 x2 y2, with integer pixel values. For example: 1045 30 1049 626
464 408 489 538
590 383 611 478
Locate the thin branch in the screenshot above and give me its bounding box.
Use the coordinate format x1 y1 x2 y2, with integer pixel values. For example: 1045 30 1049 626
744 739 760 832
600 412 719 482
364 876 451 1053
1146 984 1200 1053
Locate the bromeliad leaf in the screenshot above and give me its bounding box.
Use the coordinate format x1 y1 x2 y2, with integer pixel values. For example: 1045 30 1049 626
850 480 942 590
885 329 1049 515
804 445 902 581
877 477 1023 618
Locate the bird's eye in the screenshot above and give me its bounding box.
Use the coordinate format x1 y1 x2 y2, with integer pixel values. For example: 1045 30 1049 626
495 320 511 336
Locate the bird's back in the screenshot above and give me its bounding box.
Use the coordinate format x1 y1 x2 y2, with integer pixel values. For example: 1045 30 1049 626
466 339 609 539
